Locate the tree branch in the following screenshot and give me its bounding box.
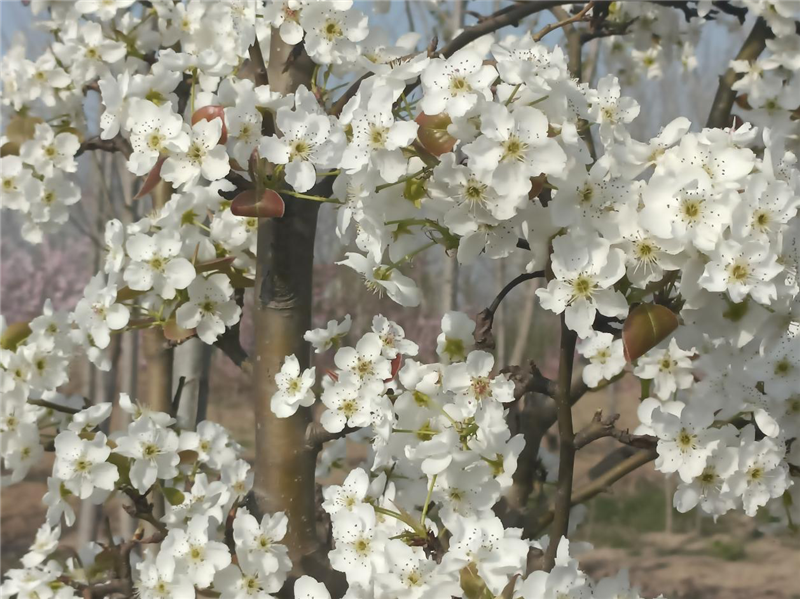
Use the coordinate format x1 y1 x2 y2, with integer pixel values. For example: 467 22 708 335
532 1 594 42
305 422 359 451
503 360 556 399
706 17 770 129
544 315 577 571
76 137 131 158
439 1 569 59
474 271 544 350
573 410 657 451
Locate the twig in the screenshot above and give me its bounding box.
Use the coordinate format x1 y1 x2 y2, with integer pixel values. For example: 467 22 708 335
573 410 657 451
532 2 594 42
305 421 359 451
544 315 577 571
474 271 544 350
438 1 567 59
706 17 770 129
28 398 81 414
76 137 131 158
531 447 658 537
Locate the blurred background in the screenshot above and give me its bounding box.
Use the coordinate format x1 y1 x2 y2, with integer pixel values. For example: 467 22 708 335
2 2 799 597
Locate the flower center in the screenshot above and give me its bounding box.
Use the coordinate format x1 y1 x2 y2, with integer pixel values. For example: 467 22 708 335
676 429 696 451
323 19 343 40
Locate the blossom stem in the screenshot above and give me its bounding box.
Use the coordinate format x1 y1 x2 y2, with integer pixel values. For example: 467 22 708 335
420 474 437 526
505 83 522 106
385 241 437 271
374 168 430 192
190 68 197 114
279 189 342 204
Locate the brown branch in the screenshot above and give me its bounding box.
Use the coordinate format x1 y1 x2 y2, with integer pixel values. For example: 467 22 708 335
503 361 556 399
706 17 770 129
531 447 658 537
474 271 544 350
438 1 569 59
305 422 359 451
28 398 81 414
330 36 438 117
573 410 657 451
76 137 131 158
544 315 577 571
532 1 594 42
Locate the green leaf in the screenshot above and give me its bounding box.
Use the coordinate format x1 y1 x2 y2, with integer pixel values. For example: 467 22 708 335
106 453 131 488
622 303 679 362
162 486 186 506
1 321 31 350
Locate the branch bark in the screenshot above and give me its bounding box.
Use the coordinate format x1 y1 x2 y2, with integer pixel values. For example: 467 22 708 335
532 448 658 537
706 17 770 129
474 271 544 350
544 315 577 570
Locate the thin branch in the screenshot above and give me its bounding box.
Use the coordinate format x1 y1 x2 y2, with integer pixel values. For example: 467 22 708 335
330 37 438 117
306 422 359 451
706 17 770 129
474 271 544 350
531 447 658 537
544 315 577 571
532 1 594 42
28 398 81 414
438 1 568 59
76 137 131 158
573 410 657 451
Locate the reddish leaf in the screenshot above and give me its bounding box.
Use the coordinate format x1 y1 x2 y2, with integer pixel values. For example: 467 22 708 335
191 105 227 144
230 189 285 218
388 355 402 381
163 319 196 343
416 112 456 157
622 303 679 362
133 156 166 200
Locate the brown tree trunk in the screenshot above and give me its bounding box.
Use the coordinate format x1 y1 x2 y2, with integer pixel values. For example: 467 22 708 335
251 33 323 574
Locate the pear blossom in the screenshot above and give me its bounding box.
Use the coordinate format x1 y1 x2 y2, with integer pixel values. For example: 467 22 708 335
126 99 189 176
162 515 232 588
162 118 230 188
420 49 497 118
633 339 696 401
53 431 118 499
113 417 180 494
19 124 79 177
124 230 197 299
271 354 316 418
536 234 628 338
304 315 352 353
176 274 241 344
577 332 626 388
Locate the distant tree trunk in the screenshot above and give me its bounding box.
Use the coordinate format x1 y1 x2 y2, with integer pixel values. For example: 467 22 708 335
510 282 538 366
172 338 205 430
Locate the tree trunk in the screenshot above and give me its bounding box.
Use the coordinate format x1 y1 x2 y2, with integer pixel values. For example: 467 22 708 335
251 32 322 573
